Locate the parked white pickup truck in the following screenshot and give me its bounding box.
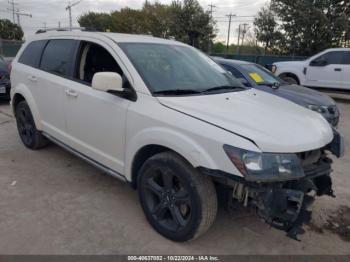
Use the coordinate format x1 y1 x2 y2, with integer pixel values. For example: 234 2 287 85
273 48 350 91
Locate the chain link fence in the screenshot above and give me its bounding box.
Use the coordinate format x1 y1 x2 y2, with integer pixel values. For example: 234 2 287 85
0 39 23 58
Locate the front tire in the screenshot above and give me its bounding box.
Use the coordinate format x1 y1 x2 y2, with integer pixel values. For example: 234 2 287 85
15 101 48 149
138 152 217 242
281 76 299 85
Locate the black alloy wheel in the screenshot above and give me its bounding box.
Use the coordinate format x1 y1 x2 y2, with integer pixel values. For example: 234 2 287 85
138 152 217 242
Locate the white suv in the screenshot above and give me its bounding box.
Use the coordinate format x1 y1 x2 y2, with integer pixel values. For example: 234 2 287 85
273 48 350 91
11 30 344 241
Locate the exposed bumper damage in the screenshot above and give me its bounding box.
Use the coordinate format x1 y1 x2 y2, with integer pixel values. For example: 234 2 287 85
249 155 334 240
200 130 344 240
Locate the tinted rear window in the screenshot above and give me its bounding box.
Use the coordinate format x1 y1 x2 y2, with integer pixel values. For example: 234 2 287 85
40 39 77 77
18 40 47 68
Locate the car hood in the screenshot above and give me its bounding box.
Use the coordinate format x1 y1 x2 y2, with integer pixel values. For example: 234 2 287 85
256 84 336 107
274 61 305 67
157 89 333 153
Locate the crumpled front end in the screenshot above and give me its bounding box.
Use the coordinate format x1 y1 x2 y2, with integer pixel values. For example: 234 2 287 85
248 153 334 240
200 129 344 240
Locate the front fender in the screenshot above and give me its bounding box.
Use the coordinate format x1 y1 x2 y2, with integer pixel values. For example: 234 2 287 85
11 84 42 130
124 127 218 181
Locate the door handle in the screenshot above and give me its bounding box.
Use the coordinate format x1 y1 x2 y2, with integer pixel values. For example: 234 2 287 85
28 75 37 82
65 89 78 98
334 68 342 72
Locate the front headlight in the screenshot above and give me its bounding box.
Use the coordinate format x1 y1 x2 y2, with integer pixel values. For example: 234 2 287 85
307 104 327 114
223 145 304 182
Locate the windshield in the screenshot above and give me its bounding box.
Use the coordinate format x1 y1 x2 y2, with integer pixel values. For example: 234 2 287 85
241 64 282 86
119 43 245 95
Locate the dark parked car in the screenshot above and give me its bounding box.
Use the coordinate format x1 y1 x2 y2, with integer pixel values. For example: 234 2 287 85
214 58 340 127
0 55 11 100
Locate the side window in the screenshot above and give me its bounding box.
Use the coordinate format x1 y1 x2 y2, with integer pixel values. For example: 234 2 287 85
18 40 47 68
74 42 123 84
312 51 344 66
343 51 350 65
222 64 251 87
222 64 245 78
40 39 77 77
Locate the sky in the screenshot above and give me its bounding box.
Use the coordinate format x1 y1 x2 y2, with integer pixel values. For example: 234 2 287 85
0 0 268 44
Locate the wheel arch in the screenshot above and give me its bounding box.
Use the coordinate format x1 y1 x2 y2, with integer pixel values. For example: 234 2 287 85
126 128 218 188
278 71 302 85
130 144 173 188
12 85 42 130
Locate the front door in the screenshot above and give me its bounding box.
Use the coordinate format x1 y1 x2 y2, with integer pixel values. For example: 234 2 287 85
63 41 131 174
305 51 346 89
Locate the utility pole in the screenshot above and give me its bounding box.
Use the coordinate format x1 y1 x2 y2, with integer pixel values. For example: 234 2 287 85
241 23 249 46
43 22 47 30
7 0 18 23
58 21 61 29
237 24 241 53
15 8 32 27
237 23 249 55
226 13 236 54
66 0 83 30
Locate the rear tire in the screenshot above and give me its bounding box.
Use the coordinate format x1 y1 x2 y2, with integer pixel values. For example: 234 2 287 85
15 101 48 149
138 151 217 242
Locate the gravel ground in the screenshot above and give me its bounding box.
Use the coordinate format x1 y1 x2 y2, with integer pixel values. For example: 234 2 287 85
0 93 349 255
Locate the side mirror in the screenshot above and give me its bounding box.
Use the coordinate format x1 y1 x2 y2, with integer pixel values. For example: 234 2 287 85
310 58 327 67
92 72 124 93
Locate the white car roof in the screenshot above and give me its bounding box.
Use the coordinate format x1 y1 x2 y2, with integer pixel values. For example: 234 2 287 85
26 30 186 46
322 47 350 52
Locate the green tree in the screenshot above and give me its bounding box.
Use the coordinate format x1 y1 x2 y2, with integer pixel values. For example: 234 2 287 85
273 0 350 55
142 1 171 38
212 42 226 53
78 12 113 32
168 0 215 51
254 4 283 54
78 0 216 52
0 19 23 40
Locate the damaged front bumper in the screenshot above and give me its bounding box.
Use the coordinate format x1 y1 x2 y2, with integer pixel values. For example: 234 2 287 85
199 131 344 240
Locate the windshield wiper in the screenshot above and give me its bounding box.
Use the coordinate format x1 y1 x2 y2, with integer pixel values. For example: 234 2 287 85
202 85 245 93
153 89 201 96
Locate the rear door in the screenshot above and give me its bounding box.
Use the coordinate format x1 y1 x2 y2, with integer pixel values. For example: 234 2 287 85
37 39 79 141
63 39 131 174
305 51 346 89
12 40 47 101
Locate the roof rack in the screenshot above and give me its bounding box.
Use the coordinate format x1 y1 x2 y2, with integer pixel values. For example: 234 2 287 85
35 27 99 34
